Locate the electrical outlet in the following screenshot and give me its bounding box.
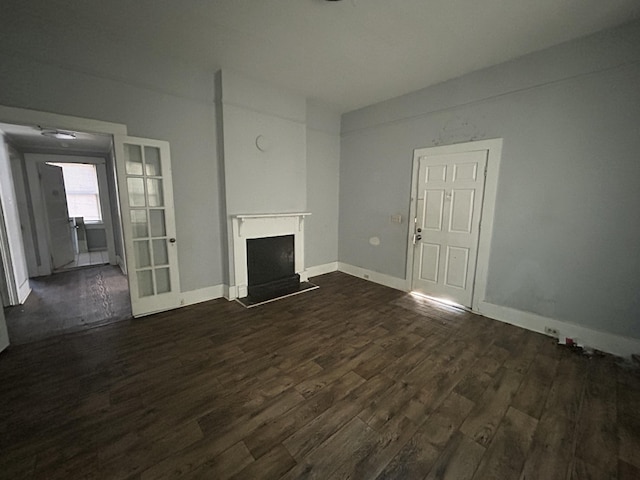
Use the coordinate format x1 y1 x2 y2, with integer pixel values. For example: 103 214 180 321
544 326 559 337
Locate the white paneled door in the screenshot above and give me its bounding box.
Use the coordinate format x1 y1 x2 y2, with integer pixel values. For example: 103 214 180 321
114 136 181 317
38 163 75 270
411 150 487 307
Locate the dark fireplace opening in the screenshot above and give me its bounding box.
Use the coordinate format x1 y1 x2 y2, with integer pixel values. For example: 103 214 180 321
246 234 300 302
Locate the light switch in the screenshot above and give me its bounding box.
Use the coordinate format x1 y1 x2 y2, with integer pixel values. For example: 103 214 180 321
390 214 402 224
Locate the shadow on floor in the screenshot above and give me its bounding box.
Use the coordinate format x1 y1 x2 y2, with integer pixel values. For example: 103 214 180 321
4 265 131 345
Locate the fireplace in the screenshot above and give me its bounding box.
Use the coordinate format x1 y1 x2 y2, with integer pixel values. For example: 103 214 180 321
230 213 318 307
247 234 300 301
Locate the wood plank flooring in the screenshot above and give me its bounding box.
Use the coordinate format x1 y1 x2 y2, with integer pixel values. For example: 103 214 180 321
0 272 638 479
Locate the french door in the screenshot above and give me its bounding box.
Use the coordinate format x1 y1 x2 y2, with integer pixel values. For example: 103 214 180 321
114 135 181 317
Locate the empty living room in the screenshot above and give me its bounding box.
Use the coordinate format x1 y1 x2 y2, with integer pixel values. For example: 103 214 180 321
0 1 639 479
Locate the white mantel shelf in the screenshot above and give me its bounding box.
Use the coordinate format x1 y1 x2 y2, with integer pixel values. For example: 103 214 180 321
234 213 311 237
235 212 311 220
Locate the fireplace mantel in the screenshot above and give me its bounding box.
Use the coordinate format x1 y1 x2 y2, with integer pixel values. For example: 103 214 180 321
229 212 311 299
235 212 311 237
236 212 311 219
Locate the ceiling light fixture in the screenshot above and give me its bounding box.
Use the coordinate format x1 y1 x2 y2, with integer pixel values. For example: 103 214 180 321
41 129 77 140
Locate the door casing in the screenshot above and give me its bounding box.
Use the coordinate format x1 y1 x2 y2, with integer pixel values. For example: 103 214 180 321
0 106 126 304
406 138 503 312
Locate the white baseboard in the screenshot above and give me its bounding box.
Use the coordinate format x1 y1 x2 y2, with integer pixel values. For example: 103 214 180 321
225 284 237 301
337 262 409 292
478 301 640 359
332 263 640 358
306 262 339 278
178 263 639 358
179 284 225 307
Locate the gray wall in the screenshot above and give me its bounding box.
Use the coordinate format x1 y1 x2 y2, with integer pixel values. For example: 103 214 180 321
306 101 341 268
0 35 224 292
340 20 640 339
220 70 307 216
0 28 341 292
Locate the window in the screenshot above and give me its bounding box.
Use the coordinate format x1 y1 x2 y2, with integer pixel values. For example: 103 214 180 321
48 163 103 222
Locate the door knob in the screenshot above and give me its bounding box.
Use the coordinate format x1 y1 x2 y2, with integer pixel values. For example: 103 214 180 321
417 228 422 233
416 235 422 241
169 238 176 243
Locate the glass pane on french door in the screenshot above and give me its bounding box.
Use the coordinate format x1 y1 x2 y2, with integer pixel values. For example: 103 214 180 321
123 142 172 299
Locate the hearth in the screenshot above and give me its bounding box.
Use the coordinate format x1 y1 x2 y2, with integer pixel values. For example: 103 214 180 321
247 234 300 301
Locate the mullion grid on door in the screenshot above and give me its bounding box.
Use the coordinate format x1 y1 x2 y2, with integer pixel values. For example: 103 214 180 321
130 144 159 297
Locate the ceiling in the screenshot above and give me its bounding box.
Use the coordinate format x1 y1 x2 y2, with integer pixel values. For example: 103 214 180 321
0 123 113 156
1 0 639 113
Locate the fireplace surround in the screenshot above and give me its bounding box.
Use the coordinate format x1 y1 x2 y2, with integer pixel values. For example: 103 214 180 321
230 213 313 304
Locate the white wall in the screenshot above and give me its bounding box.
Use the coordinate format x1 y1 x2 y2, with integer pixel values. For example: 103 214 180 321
339 20 640 341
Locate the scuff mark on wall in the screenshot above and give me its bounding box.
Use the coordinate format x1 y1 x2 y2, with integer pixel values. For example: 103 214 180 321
432 116 486 146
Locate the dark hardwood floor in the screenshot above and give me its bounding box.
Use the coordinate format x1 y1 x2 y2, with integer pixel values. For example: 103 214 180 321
0 272 638 479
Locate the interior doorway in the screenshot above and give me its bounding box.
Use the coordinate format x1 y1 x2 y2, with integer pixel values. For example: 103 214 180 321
45 161 115 272
0 105 184 349
0 116 131 344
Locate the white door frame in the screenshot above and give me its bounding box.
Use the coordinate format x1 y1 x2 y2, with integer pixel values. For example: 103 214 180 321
406 138 503 312
0 104 127 292
0 136 32 303
0 105 128 138
0 201 18 304
0 291 9 353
